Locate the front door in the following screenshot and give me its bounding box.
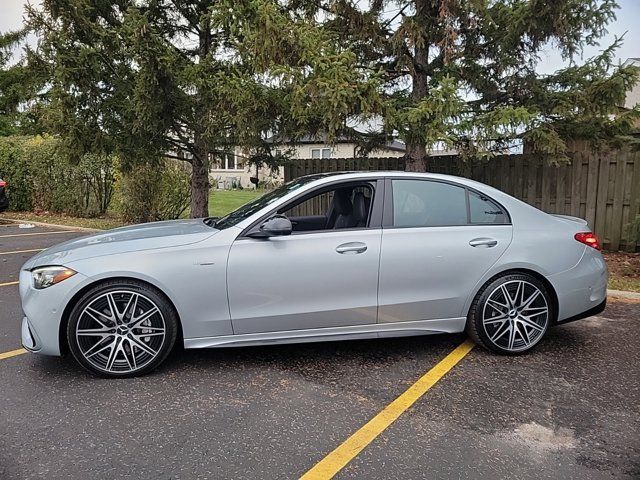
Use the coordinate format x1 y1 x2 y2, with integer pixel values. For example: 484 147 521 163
227 181 383 334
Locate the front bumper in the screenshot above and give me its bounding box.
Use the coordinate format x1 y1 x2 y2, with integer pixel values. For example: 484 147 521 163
19 268 88 356
21 316 41 352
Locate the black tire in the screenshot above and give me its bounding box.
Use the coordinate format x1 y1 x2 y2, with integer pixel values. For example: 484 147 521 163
466 273 554 355
67 280 178 378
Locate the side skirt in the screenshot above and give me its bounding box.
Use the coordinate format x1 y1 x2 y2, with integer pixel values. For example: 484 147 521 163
183 317 466 349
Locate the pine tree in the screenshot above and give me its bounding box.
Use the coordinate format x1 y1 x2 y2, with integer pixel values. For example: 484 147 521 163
223 0 640 170
0 29 43 136
24 0 386 216
25 1 278 216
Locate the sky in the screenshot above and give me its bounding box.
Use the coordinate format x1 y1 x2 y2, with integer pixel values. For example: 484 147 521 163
2 0 639 70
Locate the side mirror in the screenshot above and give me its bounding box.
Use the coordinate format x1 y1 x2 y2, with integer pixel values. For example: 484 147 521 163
258 215 292 237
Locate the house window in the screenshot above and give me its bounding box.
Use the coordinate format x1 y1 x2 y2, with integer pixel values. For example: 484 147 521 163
311 148 332 159
212 153 243 170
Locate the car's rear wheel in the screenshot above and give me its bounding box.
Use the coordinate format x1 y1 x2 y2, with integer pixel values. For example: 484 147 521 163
466 273 552 354
67 280 178 377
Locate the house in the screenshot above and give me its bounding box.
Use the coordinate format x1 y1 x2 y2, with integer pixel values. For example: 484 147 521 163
209 135 407 189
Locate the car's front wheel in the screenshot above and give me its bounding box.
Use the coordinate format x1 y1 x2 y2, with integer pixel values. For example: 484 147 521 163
67 280 178 377
466 273 553 354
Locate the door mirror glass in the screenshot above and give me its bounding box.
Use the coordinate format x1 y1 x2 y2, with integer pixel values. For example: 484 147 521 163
259 215 293 237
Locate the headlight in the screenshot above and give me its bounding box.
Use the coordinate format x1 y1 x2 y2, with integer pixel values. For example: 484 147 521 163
31 266 77 290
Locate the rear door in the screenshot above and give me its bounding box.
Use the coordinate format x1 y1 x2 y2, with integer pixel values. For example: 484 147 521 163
378 178 513 324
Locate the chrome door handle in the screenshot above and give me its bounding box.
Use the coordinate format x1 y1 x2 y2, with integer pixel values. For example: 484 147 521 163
336 242 368 254
469 238 498 248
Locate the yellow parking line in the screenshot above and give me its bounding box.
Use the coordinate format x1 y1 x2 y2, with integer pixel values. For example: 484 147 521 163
0 281 19 287
0 248 44 256
0 230 77 238
0 348 27 360
300 339 475 480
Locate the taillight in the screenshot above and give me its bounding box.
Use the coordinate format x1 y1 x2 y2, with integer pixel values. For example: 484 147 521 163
0 180 5 188
574 232 601 250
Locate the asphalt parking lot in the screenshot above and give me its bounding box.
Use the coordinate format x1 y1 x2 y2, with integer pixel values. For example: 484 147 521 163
0 221 638 480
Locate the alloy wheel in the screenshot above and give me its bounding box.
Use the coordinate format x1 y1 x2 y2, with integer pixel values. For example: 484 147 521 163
75 291 166 374
482 280 549 352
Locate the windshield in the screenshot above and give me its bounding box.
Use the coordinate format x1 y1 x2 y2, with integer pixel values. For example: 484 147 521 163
208 177 318 229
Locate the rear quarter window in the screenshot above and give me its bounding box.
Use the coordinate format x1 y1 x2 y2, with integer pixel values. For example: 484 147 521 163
469 190 509 224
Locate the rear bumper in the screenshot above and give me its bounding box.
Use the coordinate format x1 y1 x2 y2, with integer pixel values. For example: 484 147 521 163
556 298 606 325
546 247 608 323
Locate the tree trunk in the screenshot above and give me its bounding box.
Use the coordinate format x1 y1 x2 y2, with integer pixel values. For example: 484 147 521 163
405 142 428 172
190 14 212 219
190 139 209 218
405 0 431 173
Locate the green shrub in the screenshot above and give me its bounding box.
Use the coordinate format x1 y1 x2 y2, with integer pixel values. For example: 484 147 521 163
0 136 33 210
0 135 116 216
117 160 190 223
26 136 83 214
77 153 116 216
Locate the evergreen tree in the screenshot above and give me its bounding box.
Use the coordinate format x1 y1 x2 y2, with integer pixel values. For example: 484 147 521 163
223 0 640 170
0 28 42 136
25 0 381 216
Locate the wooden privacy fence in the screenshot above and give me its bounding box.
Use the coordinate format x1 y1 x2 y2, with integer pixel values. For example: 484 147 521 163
283 147 640 252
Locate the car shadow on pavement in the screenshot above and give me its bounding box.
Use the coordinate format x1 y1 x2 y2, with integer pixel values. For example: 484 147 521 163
30 332 465 382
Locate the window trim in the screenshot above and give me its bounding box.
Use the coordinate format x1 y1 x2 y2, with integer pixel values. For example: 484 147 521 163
211 152 243 171
382 177 511 229
310 147 332 159
239 178 385 238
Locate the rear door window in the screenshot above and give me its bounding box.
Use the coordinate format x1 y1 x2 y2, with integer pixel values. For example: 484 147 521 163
392 180 467 227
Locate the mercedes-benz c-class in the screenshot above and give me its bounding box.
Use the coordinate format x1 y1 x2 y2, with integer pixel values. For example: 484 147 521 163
20 172 607 377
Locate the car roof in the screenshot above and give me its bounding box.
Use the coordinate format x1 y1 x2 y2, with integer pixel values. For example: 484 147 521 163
295 170 489 189
295 170 530 210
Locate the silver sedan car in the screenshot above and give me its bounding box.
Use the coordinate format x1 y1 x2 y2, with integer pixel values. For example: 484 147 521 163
20 172 608 377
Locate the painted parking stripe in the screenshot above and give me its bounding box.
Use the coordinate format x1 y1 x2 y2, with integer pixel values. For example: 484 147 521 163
0 281 19 287
0 248 44 256
300 339 475 480
0 348 27 360
0 230 77 238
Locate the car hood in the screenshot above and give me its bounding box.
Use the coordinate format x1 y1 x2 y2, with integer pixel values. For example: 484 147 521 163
23 219 219 270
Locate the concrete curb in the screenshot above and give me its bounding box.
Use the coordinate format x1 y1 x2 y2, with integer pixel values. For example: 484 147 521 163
607 289 640 300
0 217 102 233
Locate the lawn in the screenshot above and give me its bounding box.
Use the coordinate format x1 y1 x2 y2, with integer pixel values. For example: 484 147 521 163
0 211 125 230
0 189 266 230
208 189 263 218
603 252 640 293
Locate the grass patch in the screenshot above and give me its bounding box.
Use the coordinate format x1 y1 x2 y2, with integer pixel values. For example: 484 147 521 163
0 190 267 231
608 276 640 293
603 251 640 293
0 212 125 230
208 189 264 218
